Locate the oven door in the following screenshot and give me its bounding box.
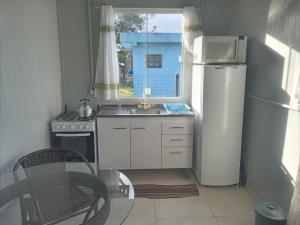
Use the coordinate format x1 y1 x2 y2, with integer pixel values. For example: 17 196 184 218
52 132 95 162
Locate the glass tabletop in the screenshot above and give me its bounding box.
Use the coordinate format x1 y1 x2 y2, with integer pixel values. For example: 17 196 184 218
0 162 135 225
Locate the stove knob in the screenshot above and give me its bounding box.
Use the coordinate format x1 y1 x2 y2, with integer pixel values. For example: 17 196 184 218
62 125 66 129
56 125 61 129
79 125 84 129
85 125 90 130
70 125 75 130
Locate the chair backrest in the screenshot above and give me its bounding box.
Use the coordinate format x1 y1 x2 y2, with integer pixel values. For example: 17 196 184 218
13 148 95 175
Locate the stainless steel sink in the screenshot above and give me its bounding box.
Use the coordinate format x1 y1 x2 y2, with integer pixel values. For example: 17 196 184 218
128 108 161 115
99 104 165 116
101 108 130 115
98 104 193 117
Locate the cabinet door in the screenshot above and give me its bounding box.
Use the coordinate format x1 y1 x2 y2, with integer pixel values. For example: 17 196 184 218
131 121 161 169
97 118 130 169
162 147 193 168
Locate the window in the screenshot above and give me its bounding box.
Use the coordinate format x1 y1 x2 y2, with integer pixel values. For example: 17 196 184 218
147 54 162 68
115 10 183 98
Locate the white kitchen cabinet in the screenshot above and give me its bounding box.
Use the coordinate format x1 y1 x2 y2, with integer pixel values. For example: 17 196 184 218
131 120 161 169
97 116 193 169
161 118 193 168
97 118 130 169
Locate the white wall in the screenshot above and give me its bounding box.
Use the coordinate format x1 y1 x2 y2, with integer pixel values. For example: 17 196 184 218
233 0 300 210
57 0 235 109
0 0 62 172
57 0 92 109
201 0 235 35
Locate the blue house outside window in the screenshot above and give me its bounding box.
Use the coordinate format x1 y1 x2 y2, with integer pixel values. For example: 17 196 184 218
120 32 182 97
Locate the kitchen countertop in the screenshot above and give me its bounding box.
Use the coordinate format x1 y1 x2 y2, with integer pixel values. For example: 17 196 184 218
97 104 194 117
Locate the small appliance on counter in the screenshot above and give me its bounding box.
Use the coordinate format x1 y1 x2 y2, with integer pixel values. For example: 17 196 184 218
193 35 247 64
51 104 98 163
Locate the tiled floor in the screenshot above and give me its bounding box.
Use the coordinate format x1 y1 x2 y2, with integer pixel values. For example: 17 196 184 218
122 169 256 225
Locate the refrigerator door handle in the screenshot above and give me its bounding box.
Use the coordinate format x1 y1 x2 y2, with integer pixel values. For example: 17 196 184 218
215 66 225 69
215 65 239 69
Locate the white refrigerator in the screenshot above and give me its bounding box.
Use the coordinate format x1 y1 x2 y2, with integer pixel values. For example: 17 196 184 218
192 64 246 186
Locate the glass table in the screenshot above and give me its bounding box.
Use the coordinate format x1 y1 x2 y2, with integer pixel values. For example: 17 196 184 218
0 162 134 225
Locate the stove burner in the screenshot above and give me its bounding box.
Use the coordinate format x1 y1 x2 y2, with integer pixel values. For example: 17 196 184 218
59 111 78 121
57 111 97 122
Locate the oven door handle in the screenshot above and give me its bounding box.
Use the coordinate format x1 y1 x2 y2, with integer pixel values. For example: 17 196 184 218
55 133 91 137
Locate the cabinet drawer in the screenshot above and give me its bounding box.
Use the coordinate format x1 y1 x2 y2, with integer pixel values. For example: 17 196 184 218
162 135 193 147
162 121 193 134
162 147 192 168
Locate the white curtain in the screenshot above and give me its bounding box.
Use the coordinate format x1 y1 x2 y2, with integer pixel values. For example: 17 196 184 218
95 6 119 100
182 6 202 95
288 162 300 225
183 6 202 53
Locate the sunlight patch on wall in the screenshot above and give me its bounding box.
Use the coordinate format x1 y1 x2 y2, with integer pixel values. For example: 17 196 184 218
265 34 300 108
289 49 300 107
265 34 290 90
281 110 300 181
265 34 300 182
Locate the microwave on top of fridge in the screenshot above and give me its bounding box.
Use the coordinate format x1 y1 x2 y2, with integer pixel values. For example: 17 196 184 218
193 35 247 64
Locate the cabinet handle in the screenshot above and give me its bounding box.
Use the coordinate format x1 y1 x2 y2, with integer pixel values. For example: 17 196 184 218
170 138 184 142
132 127 146 130
169 151 183 154
113 127 127 130
170 126 184 129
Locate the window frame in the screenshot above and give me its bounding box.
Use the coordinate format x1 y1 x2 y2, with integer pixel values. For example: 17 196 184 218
114 8 185 102
147 54 162 68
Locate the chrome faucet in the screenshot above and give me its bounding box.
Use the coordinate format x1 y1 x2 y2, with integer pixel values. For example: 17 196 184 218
138 98 151 109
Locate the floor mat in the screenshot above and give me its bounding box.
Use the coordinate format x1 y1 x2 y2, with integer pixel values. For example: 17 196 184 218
133 184 199 199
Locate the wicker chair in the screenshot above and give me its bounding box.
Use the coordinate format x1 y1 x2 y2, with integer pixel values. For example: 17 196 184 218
12 148 109 225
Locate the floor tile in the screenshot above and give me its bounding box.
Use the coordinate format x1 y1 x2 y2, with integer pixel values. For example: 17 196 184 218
109 198 135 219
128 198 156 218
151 169 197 185
155 196 213 218
122 217 157 225
107 198 156 225
216 216 255 225
157 217 218 225
201 186 255 217
56 215 84 225
122 170 155 184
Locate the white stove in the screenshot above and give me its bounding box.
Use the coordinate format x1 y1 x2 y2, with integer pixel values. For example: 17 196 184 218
50 110 98 163
51 111 97 132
